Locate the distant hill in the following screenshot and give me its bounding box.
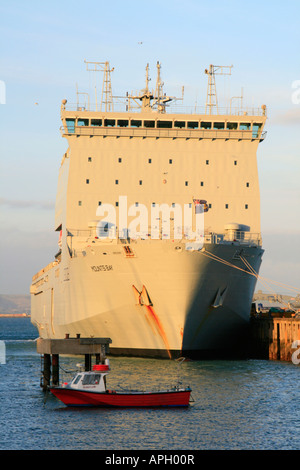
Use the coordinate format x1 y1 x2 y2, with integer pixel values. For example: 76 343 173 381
0 295 30 315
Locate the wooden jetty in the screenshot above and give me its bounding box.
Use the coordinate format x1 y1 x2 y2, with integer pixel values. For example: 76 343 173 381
37 335 112 390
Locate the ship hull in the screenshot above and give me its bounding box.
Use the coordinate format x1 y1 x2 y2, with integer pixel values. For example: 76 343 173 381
50 387 191 407
31 240 263 359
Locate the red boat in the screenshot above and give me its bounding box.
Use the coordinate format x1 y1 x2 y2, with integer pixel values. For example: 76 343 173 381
50 363 192 407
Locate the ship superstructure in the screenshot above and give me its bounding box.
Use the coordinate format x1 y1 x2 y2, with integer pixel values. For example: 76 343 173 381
31 62 267 358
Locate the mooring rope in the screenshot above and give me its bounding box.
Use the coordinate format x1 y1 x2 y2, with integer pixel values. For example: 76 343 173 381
198 248 299 310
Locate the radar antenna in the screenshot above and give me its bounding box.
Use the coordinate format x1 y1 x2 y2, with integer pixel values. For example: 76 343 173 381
127 62 183 113
84 60 114 112
127 63 154 111
205 64 233 115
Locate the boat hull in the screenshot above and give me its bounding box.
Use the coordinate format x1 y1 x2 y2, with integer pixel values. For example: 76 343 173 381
50 387 191 407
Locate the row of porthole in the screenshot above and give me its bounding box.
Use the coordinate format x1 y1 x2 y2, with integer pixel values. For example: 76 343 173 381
87 157 239 165
77 200 249 209
84 179 250 187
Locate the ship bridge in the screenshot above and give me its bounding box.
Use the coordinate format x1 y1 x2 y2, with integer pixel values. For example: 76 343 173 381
60 61 267 142
60 107 267 142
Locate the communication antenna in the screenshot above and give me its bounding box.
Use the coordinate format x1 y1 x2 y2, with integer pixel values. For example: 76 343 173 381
153 61 173 113
76 83 90 111
205 64 233 115
230 87 244 115
155 61 164 108
144 62 151 94
84 60 114 112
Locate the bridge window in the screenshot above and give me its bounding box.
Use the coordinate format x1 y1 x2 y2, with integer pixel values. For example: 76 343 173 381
157 120 172 128
117 119 129 127
213 122 225 129
131 119 142 128
226 122 238 130
187 121 198 129
200 122 211 129
174 121 185 128
91 119 102 126
240 122 251 130
78 118 89 126
144 120 155 128
66 119 75 133
104 119 115 127
252 123 262 138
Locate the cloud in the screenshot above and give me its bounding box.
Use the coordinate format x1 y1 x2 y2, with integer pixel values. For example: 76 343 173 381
270 108 300 125
0 198 54 210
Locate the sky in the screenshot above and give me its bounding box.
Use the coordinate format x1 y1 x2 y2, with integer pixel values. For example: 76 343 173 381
0 0 299 296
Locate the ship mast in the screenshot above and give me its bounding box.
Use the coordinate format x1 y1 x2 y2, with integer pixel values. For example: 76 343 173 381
140 63 154 110
153 61 172 113
127 62 183 113
205 64 233 115
84 60 114 112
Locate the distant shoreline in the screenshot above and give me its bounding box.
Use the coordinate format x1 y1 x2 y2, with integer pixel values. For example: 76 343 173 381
0 314 30 318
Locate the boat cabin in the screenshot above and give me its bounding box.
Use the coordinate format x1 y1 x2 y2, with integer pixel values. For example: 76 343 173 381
65 364 109 393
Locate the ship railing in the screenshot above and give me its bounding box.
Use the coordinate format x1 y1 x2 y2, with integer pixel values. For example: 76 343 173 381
32 260 60 282
65 229 262 257
212 231 262 246
64 102 266 116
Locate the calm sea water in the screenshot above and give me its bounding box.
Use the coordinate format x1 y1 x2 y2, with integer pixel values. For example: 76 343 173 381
0 318 299 451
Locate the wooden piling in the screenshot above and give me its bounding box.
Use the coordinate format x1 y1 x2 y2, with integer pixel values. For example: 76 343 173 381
41 354 51 391
84 354 92 371
52 354 59 386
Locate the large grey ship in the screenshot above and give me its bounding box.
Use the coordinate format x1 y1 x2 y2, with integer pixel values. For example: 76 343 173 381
30 61 267 358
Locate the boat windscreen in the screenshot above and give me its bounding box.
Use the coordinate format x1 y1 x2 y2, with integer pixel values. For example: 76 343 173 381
82 374 101 385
